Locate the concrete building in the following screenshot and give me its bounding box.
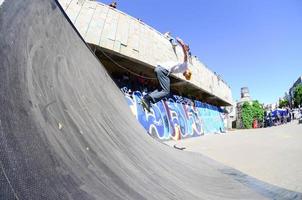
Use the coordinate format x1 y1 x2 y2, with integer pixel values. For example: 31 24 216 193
264 103 278 111
57 0 234 139
289 76 302 107
224 102 237 129
236 87 253 128
58 0 232 106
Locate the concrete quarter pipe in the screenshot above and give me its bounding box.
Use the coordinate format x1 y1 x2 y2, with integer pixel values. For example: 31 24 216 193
0 0 301 199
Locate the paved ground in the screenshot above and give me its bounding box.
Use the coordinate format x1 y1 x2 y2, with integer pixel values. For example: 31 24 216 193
166 121 302 193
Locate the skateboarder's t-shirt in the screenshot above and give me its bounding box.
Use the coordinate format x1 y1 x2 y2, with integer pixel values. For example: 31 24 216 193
158 61 188 74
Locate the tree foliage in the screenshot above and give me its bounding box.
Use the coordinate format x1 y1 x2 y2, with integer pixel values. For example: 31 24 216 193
294 84 302 107
279 99 289 108
252 100 264 121
241 100 265 129
241 102 253 129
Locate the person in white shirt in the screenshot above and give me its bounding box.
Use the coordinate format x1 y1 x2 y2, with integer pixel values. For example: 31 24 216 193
141 37 192 112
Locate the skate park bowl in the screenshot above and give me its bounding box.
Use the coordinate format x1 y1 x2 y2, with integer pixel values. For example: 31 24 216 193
0 0 302 199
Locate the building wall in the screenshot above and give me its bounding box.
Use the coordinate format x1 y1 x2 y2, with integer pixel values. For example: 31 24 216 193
123 89 225 140
58 0 233 105
289 76 302 106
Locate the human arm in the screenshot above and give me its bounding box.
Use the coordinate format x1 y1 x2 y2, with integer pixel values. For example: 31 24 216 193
176 37 189 63
176 37 192 80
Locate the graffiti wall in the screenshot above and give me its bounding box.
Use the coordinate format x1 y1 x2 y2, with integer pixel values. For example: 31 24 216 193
123 89 225 140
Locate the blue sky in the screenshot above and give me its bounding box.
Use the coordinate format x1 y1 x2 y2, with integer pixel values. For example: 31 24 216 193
99 0 302 104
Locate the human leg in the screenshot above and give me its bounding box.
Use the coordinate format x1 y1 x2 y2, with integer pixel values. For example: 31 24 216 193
148 66 170 103
141 66 170 112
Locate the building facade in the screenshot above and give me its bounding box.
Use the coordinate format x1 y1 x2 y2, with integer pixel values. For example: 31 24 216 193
58 0 234 139
289 76 302 107
236 87 252 128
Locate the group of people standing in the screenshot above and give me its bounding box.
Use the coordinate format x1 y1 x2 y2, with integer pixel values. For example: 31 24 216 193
264 108 302 127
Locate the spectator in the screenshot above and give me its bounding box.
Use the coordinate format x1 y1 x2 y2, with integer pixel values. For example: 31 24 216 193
186 44 193 64
109 1 117 8
137 73 145 91
276 111 281 125
121 72 131 88
268 112 272 127
163 32 178 47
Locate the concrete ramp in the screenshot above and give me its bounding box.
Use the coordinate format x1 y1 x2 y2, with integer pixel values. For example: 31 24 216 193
0 0 301 199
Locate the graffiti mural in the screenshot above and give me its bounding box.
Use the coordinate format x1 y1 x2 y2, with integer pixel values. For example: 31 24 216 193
123 88 225 140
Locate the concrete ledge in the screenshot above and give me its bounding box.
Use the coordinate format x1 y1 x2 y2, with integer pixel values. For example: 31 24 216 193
58 0 233 105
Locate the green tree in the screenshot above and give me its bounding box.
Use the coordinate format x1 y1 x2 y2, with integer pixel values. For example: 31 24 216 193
279 99 289 108
241 102 253 129
241 100 265 129
252 100 264 121
294 84 302 107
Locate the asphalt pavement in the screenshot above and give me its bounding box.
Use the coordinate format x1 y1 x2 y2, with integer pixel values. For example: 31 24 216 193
166 121 302 193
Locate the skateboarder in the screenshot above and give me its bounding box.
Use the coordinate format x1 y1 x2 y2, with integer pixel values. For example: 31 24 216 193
141 37 192 112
